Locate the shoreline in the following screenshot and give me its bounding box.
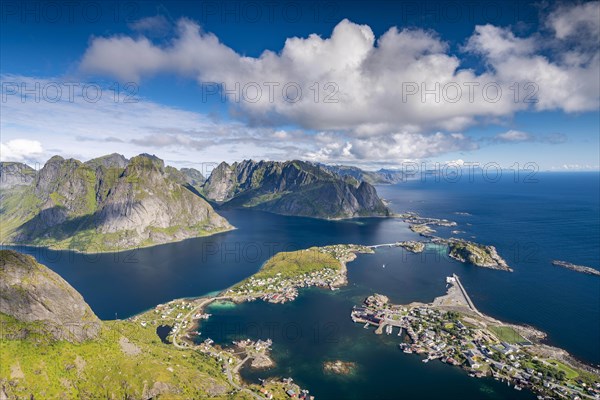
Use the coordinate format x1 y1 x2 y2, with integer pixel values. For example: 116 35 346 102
0 225 236 255
351 276 600 399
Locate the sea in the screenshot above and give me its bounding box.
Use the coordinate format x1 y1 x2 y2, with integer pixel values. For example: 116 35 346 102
6 171 599 399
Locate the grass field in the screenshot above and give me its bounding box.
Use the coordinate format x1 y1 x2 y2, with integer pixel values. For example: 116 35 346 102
247 248 341 281
548 360 579 379
0 314 237 399
488 325 528 344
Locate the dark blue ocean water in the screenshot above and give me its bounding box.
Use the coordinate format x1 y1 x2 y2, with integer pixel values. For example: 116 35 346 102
376 172 600 366
5 172 598 399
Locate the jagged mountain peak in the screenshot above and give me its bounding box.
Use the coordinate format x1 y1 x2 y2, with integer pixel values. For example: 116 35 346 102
84 153 128 169
0 162 36 189
1 154 233 252
202 159 389 218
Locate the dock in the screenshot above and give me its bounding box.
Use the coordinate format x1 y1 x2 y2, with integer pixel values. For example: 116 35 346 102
451 274 482 317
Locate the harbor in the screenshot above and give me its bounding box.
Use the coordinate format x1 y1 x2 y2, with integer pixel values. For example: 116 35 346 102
350 276 600 400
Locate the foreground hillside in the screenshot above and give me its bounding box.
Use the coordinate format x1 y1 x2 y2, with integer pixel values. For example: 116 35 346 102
0 154 231 253
202 160 390 219
0 251 101 343
0 250 291 399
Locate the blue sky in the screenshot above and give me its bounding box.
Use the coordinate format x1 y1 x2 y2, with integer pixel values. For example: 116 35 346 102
1 0 598 171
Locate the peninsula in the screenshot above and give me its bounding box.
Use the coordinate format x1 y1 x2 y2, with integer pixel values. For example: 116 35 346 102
351 275 600 399
225 244 373 302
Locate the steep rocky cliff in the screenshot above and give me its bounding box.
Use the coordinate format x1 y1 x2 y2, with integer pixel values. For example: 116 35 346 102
202 160 390 219
0 162 36 189
0 154 232 252
0 250 100 342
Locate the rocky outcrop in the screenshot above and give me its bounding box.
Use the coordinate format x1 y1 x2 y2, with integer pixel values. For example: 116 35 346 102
202 162 237 202
0 162 36 190
180 168 205 187
552 260 600 277
0 154 232 252
444 239 512 271
202 160 390 219
165 166 205 192
94 155 230 249
0 250 101 342
375 168 405 184
84 153 128 169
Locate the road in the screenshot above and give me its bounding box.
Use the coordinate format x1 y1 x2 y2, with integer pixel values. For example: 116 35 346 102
169 296 266 399
172 295 230 349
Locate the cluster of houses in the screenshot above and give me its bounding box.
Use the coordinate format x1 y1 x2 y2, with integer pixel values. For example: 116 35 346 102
351 297 600 399
133 300 197 330
226 267 342 304
233 338 273 352
319 243 371 260
150 300 194 320
279 378 314 399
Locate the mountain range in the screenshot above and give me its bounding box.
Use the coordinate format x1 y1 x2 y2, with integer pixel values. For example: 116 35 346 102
202 160 390 219
0 154 231 252
1 155 391 252
320 164 405 185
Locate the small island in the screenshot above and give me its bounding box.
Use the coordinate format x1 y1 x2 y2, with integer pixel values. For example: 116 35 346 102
396 241 426 253
399 211 512 272
435 238 512 271
409 224 436 237
402 212 457 238
372 237 511 272
552 260 600 277
351 275 600 399
323 360 357 375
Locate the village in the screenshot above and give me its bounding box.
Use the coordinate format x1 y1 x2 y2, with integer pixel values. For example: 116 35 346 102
127 245 376 399
351 276 600 400
131 298 314 399
224 244 372 304
225 266 340 303
127 247 600 400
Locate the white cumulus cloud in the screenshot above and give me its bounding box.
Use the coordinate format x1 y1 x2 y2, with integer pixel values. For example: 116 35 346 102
0 139 44 162
79 3 599 136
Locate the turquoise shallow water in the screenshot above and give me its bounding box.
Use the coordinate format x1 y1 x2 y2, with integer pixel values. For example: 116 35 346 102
5 172 598 399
